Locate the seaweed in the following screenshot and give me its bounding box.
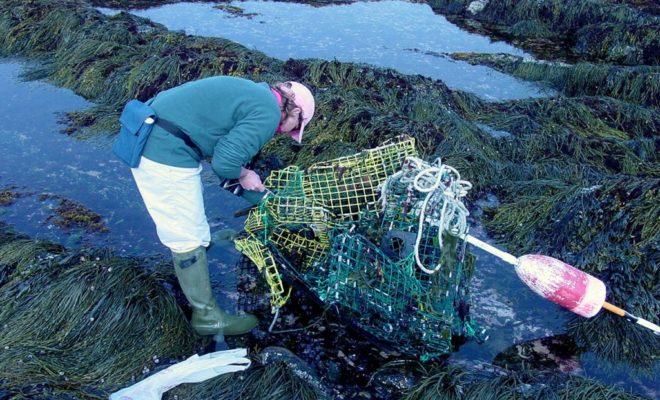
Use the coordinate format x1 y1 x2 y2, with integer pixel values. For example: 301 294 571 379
170 360 329 400
0 226 652 400
401 363 649 399
0 187 21 206
0 0 657 379
484 177 660 368
39 194 110 233
90 0 356 9
450 53 660 107
426 0 660 65
0 228 199 398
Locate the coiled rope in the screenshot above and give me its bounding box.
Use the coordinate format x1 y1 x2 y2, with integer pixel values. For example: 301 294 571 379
382 157 472 274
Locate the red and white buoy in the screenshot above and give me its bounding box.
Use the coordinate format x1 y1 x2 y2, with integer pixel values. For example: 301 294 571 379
465 235 660 336
516 255 605 318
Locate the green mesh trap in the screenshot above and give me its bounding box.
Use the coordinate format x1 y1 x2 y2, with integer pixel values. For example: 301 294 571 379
235 135 485 358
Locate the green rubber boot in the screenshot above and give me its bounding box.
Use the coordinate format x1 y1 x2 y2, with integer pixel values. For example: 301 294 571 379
172 246 258 336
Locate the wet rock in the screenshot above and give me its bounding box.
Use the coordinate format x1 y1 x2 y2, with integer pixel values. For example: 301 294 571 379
467 1 488 14
212 4 259 19
370 368 417 393
494 334 583 374
259 346 330 395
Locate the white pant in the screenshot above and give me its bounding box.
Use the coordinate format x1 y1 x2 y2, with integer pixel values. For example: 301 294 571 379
131 157 210 253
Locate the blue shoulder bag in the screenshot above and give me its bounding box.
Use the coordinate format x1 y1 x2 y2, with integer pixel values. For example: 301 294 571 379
112 100 156 168
112 99 202 168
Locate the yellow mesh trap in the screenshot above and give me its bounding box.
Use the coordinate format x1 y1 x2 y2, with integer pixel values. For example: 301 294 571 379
235 135 484 359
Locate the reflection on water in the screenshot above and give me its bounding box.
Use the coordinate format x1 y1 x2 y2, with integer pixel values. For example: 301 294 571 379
453 224 569 360
106 1 554 101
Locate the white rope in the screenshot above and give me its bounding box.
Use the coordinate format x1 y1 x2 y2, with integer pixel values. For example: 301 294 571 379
408 158 472 274
268 307 280 332
379 156 472 274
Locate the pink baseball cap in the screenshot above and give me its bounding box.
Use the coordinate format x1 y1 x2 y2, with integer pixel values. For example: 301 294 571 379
283 81 315 143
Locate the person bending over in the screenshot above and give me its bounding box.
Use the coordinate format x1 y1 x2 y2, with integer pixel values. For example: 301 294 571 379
130 76 315 337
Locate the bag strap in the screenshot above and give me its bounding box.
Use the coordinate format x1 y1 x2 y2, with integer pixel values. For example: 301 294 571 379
155 118 203 159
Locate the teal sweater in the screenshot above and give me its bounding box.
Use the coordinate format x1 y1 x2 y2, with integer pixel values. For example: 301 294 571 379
142 76 281 179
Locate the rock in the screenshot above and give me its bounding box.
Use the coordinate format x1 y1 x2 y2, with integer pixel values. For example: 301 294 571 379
467 0 488 14
370 369 417 392
259 346 330 395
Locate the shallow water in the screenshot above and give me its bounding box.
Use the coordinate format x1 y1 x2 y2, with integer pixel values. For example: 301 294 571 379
0 59 249 308
100 0 554 101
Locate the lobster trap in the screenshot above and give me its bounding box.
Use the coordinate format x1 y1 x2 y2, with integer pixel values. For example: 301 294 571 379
235 135 485 358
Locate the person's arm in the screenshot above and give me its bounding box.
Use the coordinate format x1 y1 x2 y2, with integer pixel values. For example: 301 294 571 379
211 109 278 182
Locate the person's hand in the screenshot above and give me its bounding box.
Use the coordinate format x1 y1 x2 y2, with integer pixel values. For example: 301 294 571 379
238 168 265 192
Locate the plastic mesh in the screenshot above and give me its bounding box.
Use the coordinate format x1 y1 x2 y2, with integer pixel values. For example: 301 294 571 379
322 233 454 355
235 135 483 358
234 237 291 309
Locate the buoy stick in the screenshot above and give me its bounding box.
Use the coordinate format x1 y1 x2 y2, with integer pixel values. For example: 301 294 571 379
602 302 625 317
603 302 660 336
464 235 517 265
464 234 660 336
